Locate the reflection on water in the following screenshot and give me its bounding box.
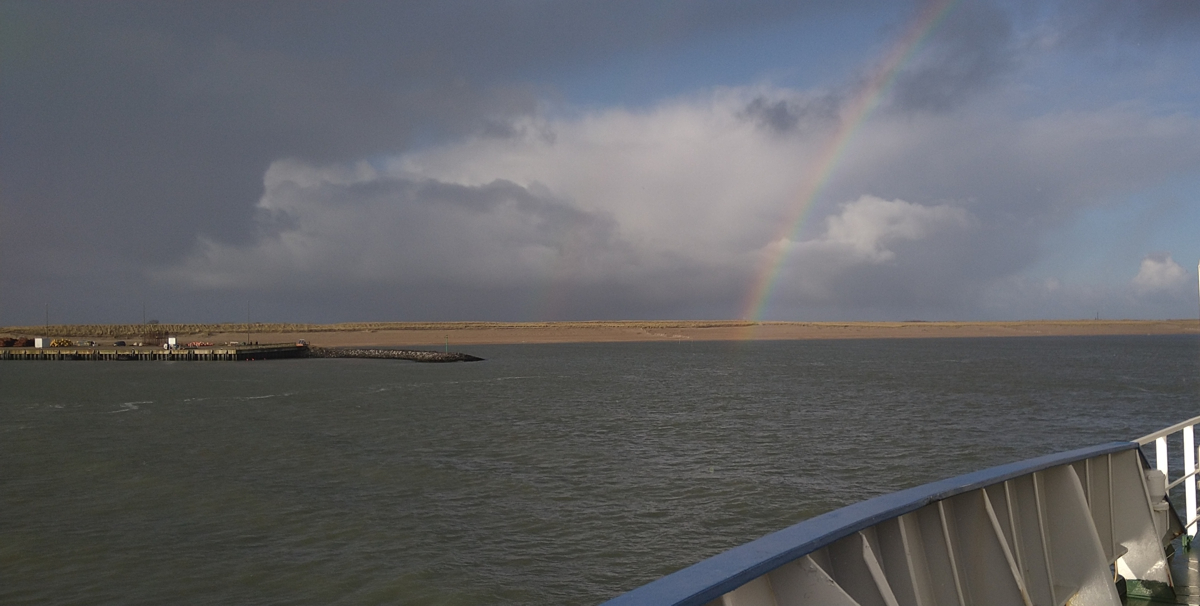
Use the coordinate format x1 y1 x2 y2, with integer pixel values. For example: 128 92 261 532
1 336 1197 604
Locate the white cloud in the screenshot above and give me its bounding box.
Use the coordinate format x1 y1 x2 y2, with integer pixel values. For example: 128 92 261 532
158 89 824 306
391 89 819 261
157 84 1200 319
1133 253 1188 293
758 196 976 310
797 195 971 263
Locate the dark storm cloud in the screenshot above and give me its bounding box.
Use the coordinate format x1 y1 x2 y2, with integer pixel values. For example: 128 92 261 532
739 93 841 135
887 1 1018 113
0 0 848 324
156 159 750 321
1056 0 1200 45
158 163 625 290
742 98 801 133
167 88 1200 322
2 0 1196 324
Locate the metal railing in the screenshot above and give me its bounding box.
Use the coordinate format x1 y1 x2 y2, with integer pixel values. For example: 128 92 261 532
1137 413 1200 541
604 418 1196 606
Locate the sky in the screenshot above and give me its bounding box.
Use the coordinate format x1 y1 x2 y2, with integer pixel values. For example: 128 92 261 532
2 0 1199 325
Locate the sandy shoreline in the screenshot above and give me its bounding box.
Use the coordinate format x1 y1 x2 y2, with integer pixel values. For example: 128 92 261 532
6 320 1197 347
217 320 1200 346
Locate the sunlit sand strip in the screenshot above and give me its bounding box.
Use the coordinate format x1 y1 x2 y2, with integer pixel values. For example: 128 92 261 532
3 320 1197 347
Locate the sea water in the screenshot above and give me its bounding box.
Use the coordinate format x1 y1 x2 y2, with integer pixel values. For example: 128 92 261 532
2 336 1198 605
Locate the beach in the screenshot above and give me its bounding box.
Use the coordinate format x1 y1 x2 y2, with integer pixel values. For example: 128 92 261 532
6 319 1197 348
212 320 1200 346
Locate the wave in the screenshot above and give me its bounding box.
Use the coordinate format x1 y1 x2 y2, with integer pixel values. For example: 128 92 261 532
236 393 295 401
107 401 150 413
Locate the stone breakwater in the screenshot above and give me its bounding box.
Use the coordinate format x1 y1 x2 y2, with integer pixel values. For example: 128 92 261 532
305 346 483 363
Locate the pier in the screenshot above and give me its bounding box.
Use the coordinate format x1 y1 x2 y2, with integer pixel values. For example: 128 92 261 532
305 346 483 362
0 343 483 363
0 343 307 361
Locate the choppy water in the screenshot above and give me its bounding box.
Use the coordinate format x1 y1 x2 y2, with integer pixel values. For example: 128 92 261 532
2 336 1198 605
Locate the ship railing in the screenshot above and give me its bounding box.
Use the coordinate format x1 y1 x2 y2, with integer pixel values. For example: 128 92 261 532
1138 413 1200 541
603 421 1192 606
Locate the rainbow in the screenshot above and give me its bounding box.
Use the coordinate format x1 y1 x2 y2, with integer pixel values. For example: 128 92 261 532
738 0 959 331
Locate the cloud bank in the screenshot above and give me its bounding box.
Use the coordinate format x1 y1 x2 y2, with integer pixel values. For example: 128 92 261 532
160 85 1200 320
5 1 1200 323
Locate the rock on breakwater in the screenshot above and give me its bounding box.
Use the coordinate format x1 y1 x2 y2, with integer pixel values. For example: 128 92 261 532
306 346 483 363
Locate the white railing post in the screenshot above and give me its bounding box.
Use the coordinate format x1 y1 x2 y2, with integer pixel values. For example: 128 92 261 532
1157 436 1169 479
1186 425 1197 538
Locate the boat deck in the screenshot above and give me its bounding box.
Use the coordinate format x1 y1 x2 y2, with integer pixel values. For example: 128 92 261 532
1123 538 1200 604
1155 539 1200 605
